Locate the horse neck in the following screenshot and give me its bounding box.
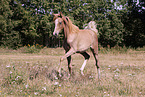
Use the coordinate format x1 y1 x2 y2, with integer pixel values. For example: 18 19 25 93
63 18 79 39
68 22 79 34
63 22 69 39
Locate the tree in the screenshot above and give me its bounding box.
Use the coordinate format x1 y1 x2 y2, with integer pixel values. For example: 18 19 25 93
122 0 145 47
0 0 144 49
0 0 21 49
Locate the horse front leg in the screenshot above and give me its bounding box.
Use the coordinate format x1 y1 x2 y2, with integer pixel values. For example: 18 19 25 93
67 56 72 75
58 48 75 77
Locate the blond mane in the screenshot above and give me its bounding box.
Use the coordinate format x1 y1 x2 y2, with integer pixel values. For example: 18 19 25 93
67 18 79 33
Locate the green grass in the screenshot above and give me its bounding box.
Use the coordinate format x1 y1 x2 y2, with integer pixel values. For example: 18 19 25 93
0 47 145 96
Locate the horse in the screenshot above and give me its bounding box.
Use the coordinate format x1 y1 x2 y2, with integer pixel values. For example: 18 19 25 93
53 12 100 79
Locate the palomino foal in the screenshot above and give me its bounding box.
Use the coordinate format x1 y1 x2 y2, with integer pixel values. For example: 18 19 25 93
53 13 100 79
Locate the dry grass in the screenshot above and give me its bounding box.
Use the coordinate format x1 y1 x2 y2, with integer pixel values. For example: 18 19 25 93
0 47 145 97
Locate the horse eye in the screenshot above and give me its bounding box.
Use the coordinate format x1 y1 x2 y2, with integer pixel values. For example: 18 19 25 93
59 22 62 24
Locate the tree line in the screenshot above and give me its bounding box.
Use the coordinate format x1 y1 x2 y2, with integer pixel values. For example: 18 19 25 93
0 0 145 49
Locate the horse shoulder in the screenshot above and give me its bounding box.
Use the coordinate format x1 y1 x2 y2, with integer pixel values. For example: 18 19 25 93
67 33 77 44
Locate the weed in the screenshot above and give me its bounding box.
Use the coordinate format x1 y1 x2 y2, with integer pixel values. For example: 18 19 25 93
0 47 145 96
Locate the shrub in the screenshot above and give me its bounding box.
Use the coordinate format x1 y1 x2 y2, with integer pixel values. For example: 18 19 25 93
20 44 43 53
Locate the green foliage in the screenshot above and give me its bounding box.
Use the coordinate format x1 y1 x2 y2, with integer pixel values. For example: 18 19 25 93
0 0 145 49
121 0 145 48
0 0 21 49
99 10 124 47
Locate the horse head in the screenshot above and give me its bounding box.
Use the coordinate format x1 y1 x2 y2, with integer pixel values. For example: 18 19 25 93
53 12 69 37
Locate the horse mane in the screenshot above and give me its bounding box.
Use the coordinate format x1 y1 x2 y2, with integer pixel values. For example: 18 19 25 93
66 17 79 33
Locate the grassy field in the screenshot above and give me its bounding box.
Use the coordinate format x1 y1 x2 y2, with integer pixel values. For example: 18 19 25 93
0 47 145 97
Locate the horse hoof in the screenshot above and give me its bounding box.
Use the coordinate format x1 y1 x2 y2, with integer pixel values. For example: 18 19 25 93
59 74 62 77
56 71 62 78
80 71 84 76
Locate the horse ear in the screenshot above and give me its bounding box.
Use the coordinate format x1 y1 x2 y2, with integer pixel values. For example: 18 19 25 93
53 13 60 21
60 12 64 18
62 16 69 26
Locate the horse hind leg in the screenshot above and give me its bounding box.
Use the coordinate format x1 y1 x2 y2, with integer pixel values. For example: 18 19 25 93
90 47 100 80
80 52 90 75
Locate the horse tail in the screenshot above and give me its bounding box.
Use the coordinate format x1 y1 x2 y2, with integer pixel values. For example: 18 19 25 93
85 21 99 36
